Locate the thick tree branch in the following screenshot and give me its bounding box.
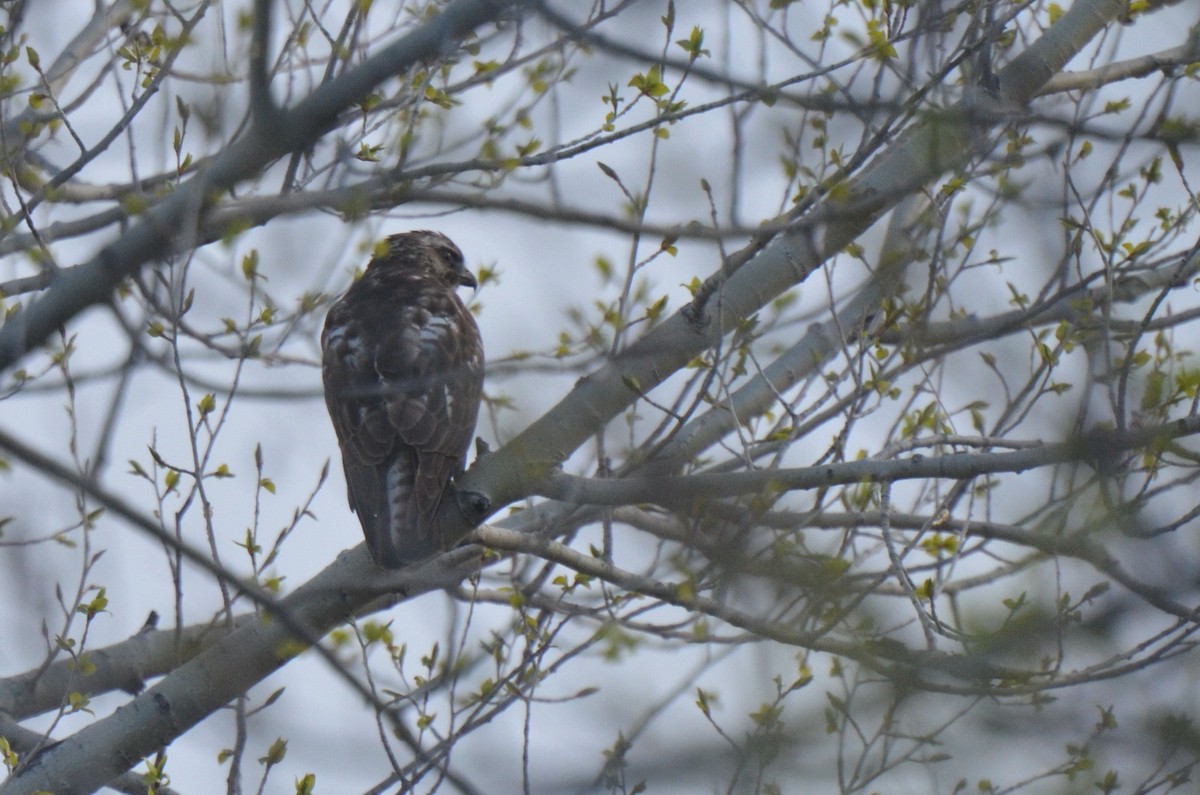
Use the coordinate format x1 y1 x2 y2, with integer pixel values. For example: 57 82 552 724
460 0 1130 521
0 713 183 795
0 545 483 795
0 0 526 372
1037 25 1200 96
0 621 236 723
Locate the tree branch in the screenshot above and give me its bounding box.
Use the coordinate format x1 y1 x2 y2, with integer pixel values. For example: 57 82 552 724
0 622 231 722
535 414 1200 508
0 545 483 795
0 0 137 169
0 0 527 372
0 713 183 795
460 0 1130 521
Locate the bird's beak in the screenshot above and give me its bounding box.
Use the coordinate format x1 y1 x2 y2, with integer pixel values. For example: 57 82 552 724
458 269 478 290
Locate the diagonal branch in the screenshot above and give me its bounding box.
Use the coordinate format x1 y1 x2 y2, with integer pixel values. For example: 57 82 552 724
0 714 183 795
0 620 238 723
0 0 138 169
460 0 1129 518
0 0 527 372
0 544 483 795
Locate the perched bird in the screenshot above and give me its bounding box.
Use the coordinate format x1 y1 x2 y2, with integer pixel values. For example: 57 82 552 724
321 231 484 567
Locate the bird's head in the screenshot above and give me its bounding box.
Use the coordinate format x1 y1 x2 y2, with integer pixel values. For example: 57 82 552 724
374 230 477 290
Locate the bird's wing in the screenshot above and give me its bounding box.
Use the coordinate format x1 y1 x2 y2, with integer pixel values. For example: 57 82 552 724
375 300 483 533
323 295 482 565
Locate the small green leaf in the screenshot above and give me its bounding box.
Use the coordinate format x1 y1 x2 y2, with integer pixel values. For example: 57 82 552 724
258 737 287 766
242 250 260 280
77 588 109 619
67 691 93 714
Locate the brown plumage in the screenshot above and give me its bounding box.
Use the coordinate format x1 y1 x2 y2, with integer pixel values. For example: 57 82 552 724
321 231 484 567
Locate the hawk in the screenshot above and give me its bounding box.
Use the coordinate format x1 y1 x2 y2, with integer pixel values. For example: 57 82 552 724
321 231 484 567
